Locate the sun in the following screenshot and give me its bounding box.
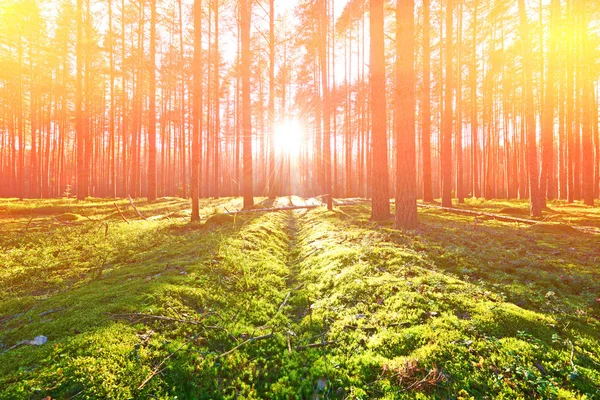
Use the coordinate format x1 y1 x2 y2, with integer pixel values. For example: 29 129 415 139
273 119 305 155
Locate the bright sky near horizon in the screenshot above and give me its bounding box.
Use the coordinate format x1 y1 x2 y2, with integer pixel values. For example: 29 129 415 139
275 0 347 15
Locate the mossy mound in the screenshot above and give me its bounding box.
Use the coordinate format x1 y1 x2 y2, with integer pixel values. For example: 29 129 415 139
499 207 530 216
258 198 277 208
204 213 235 227
526 222 582 235
54 213 82 222
165 210 190 219
248 203 269 210
543 214 563 221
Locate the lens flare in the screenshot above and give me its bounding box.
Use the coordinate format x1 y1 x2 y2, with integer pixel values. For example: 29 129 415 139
273 119 304 155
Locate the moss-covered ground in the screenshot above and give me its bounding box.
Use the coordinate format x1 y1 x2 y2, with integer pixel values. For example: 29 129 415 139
0 197 599 399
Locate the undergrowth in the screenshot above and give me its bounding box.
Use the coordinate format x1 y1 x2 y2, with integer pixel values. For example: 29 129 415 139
0 197 598 399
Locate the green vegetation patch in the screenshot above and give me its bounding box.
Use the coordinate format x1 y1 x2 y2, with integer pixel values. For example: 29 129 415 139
0 198 599 399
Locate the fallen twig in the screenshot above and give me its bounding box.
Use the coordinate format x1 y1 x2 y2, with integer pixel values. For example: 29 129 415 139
108 313 215 328
295 340 337 351
277 284 303 314
216 333 274 359
567 339 578 375
113 203 129 223
24 217 34 231
137 340 189 391
39 308 66 317
129 196 148 220
52 218 84 226
97 221 109 236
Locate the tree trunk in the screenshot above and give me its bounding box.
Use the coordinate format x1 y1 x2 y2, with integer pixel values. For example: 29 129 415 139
369 0 390 220
148 0 157 201
191 0 202 221
456 2 464 203
441 0 454 208
319 0 333 210
519 0 542 217
422 0 433 203
395 0 418 229
76 0 85 200
581 0 594 206
241 0 254 209
540 0 560 205
267 0 277 199
471 0 479 199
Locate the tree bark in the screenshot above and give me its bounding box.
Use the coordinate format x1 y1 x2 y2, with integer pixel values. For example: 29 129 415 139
76 0 85 200
422 0 433 203
395 0 418 229
441 0 454 208
369 0 390 220
241 0 254 209
191 0 202 221
581 0 594 206
267 0 277 199
540 0 560 205
471 0 479 199
148 0 157 201
519 0 542 217
319 0 333 210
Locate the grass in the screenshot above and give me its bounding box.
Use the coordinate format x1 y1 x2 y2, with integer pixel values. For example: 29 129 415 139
0 197 599 399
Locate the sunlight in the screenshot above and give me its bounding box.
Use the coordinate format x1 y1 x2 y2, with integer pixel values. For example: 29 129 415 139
273 119 305 156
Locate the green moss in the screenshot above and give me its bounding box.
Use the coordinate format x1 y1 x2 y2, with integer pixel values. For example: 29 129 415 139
526 222 583 235
54 212 83 222
499 207 530 216
205 212 235 227
0 198 599 398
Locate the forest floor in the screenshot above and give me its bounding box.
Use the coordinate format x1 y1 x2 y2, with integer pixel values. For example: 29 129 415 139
0 197 599 399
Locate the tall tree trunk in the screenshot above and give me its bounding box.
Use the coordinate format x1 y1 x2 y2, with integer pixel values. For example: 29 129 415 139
214 0 221 198
540 0 560 206
191 0 202 221
456 2 464 203
108 0 116 198
581 0 594 206
320 0 333 210
148 0 157 201
178 0 186 198
395 0 418 229
567 0 575 203
441 0 454 208
422 0 433 202
267 0 277 199
241 0 254 209
84 0 92 197
120 0 128 198
369 0 390 220
471 0 481 198
519 0 542 217
471 0 479 198
76 0 85 200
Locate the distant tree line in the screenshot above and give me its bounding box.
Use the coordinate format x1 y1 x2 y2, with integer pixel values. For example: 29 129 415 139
0 0 599 226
